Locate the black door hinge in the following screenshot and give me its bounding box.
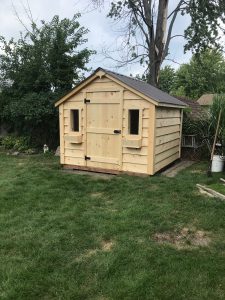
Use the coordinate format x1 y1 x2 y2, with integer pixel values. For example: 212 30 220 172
85 155 91 160
84 98 90 104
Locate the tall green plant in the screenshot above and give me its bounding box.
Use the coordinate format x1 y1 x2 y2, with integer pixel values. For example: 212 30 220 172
210 94 225 144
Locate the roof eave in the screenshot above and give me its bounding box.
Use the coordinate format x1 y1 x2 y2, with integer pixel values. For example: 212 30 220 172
54 67 187 108
54 68 105 107
158 102 187 109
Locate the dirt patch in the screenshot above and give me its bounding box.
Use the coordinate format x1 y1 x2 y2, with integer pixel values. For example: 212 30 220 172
101 240 114 252
75 249 98 262
90 192 104 198
75 240 115 262
148 184 159 191
153 227 210 249
96 296 109 300
62 169 114 180
190 169 204 174
162 161 195 177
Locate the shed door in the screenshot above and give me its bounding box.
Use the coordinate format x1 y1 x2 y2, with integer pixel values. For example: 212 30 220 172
85 91 122 171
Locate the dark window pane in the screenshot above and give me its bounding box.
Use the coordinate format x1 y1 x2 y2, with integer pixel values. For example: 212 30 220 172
72 110 79 132
129 110 139 135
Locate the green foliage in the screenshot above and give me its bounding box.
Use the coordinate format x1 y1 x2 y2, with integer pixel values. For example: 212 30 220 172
1 135 30 152
210 94 225 142
0 14 94 148
172 49 225 99
103 1 225 85
182 94 225 157
185 0 225 53
158 66 176 93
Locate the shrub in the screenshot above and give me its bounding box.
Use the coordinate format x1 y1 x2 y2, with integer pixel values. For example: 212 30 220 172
1 135 31 152
182 94 225 158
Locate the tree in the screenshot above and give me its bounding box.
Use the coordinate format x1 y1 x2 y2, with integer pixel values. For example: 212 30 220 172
0 14 94 147
158 65 176 93
173 49 225 99
92 0 225 86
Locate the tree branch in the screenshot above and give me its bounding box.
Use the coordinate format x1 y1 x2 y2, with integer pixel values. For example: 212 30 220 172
170 34 185 39
167 0 187 19
162 0 184 61
164 58 181 65
131 6 150 47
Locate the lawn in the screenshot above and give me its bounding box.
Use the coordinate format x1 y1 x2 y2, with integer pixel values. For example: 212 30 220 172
1 152 225 300
206 180 225 195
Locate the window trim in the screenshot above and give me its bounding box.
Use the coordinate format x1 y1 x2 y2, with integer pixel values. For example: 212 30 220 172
70 108 82 134
126 108 142 138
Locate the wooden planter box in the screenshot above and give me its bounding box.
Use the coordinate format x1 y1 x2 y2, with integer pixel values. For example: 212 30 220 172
123 137 142 149
64 134 82 144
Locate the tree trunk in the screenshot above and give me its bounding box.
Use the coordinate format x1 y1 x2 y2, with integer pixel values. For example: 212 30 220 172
145 0 169 86
155 0 169 85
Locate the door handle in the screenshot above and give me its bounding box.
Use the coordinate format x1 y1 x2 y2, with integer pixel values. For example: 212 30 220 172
114 129 121 134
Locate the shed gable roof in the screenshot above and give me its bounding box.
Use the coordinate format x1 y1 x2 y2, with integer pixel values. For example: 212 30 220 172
55 67 186 107
103 68 186 107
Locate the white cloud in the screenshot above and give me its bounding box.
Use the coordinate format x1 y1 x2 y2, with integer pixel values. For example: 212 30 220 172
0 0 192 75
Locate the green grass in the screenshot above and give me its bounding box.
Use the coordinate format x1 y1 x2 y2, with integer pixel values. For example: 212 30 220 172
1 152 225 299
206 178 225 195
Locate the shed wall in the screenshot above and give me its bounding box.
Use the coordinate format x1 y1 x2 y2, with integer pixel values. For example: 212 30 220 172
60 76 152 174
154 107 182 172
122 91 153 174
59 74 183 175
62 92 85 166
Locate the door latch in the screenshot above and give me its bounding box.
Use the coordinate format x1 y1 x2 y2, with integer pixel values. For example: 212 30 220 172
85 155 91 160
114 129 121 134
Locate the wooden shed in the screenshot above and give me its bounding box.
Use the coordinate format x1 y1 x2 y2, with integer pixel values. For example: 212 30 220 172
55 67 186 175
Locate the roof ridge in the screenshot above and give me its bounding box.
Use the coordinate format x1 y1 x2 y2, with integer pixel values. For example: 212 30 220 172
100 67 147 85
97 67 186 107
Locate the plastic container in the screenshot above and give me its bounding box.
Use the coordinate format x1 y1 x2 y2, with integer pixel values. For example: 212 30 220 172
211 155 225 172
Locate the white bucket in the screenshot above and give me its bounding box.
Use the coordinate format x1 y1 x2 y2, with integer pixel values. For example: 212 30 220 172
211 155 225 172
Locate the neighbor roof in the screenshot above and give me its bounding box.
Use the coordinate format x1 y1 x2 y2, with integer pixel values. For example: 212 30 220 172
175 96 203 119
55 67 186 107
197 94 215 106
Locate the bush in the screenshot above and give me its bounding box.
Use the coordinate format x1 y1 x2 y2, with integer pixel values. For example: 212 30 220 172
1 135 31 152
182 94 225 159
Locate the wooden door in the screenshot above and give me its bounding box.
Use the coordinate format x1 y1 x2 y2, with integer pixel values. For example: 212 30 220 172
85 91 122 171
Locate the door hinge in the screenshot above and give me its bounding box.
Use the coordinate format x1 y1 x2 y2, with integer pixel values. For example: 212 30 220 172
84 98 90 104
85 155 91 160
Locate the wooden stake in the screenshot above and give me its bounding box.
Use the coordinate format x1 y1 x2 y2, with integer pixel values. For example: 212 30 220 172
211 109 222 161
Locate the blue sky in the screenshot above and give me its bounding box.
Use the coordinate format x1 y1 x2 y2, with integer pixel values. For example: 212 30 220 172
0 0 192 76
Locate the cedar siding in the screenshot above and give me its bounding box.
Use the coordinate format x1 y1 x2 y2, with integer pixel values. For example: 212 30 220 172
56 68 185 175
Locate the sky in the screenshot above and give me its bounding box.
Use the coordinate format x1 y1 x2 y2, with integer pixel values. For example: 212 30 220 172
0 0 192 76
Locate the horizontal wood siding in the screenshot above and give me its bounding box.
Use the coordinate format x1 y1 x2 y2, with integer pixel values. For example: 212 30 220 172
62 76 123 168
59 74 183 175
122 94 151 174
154 107 182 172
66 92 84 103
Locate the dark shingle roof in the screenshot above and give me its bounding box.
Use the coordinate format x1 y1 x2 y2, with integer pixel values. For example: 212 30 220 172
175 96 204 119
99 68 186 107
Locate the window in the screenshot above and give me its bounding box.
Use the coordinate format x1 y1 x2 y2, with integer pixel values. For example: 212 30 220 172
129 109 139 135
182 135 197 148
71 109 79 132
